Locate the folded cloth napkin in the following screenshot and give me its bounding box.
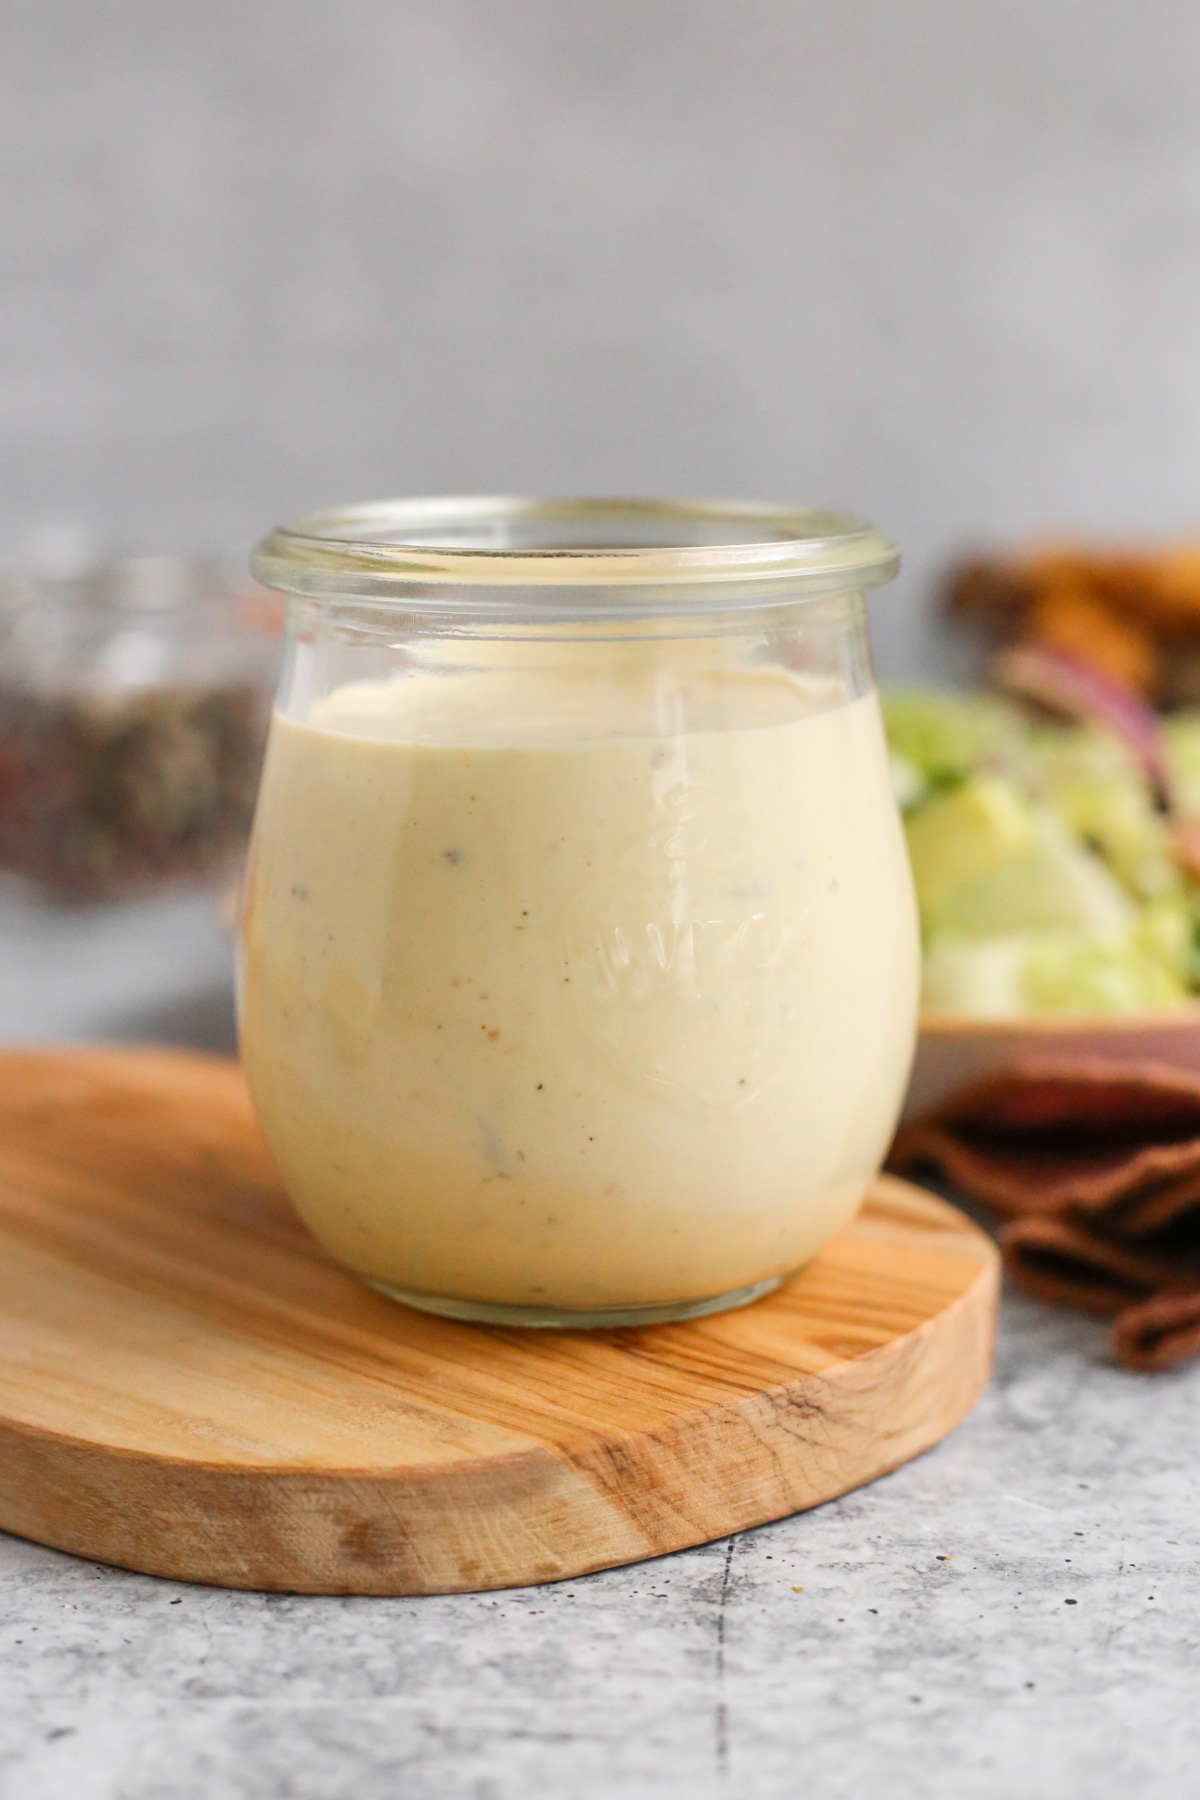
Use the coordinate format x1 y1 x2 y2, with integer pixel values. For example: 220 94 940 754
888 1060 1200 1372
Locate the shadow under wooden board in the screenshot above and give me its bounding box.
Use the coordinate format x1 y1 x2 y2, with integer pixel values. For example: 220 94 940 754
0 1049 999 1595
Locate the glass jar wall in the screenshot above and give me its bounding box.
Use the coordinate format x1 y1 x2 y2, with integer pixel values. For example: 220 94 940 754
240 499 919 1325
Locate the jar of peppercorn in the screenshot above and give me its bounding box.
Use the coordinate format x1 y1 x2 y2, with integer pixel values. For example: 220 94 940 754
0 552 280 899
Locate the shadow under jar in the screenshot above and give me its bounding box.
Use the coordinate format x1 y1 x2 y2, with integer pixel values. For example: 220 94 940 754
239 498 920 1326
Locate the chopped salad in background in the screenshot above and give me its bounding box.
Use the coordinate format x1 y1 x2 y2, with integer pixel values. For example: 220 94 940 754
884 687 1200 1018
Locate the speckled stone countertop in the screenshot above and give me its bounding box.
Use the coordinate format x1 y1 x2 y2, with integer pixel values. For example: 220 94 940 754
1 888 1198 1799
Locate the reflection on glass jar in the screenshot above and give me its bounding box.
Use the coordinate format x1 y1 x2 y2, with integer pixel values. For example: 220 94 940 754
239 498 920 1326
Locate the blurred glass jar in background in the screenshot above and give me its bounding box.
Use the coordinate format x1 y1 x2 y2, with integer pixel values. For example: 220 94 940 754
0 549 280 900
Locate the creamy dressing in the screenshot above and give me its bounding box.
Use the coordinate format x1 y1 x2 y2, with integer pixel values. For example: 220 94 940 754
238 662 919 1311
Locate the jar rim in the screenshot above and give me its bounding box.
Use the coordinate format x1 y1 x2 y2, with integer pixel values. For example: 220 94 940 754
251 496 899 612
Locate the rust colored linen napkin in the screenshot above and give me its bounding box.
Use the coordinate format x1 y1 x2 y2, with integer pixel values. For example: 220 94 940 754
888 1060 1200 1372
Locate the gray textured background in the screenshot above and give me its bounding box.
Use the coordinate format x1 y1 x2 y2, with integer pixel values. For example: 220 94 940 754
4 0 1200 673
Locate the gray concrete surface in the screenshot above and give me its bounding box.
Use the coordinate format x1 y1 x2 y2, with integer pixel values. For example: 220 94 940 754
0 881 237 1051
5 2 1200 679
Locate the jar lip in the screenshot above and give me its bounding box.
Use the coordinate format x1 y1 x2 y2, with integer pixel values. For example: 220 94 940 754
251 496 899 609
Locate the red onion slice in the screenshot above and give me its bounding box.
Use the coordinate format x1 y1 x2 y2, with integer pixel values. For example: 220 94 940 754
993 643 1166 795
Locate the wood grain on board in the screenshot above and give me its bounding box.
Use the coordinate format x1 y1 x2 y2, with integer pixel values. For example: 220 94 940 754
0 1049 998 1594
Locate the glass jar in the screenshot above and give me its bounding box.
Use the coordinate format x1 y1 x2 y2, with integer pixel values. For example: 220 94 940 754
240 498 919 1326
0 553 280 899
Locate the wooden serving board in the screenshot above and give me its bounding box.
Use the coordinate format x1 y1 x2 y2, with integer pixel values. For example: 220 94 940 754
0 1049 998 1595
